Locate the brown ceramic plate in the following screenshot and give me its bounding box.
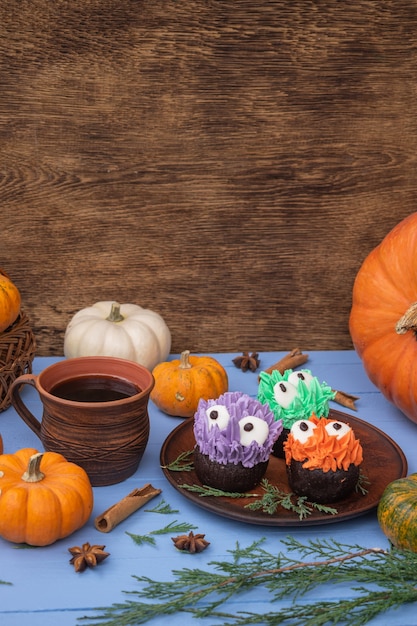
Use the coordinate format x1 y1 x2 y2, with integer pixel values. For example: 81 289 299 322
160 409 408 526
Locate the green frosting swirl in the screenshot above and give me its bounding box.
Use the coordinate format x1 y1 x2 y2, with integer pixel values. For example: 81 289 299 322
257 368 336 430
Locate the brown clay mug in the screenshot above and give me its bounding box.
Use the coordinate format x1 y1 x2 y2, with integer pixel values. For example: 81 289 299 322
10 356 154 486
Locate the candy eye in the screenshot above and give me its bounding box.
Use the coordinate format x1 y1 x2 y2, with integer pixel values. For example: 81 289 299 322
205 405 230 430
291 419 317 443
325 421 351 439
273 381 298 408
239 416 269 446
288 370 314 388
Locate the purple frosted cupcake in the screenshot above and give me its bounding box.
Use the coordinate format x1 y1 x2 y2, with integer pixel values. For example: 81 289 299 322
193 391 282 492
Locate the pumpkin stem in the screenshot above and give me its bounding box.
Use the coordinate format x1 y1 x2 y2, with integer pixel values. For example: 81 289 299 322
106 302 124 323
179 350 192 369
21 453 45 483
395 302 417 335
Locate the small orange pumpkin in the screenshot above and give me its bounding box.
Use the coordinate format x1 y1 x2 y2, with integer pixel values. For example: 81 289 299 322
0 270 21 333
0 448 93 546
151 350 228 417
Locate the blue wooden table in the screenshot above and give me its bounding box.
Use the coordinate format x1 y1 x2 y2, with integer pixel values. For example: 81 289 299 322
1 352 416 625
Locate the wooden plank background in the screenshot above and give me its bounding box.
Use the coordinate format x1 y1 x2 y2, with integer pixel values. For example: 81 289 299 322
1 1 416 356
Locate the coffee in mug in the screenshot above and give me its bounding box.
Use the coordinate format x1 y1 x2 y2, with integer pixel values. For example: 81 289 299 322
10 356 154 486
49 375 141 403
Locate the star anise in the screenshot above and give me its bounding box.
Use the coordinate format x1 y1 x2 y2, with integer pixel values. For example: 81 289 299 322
232 351 260 372
171 531 210 553
68 542 110 572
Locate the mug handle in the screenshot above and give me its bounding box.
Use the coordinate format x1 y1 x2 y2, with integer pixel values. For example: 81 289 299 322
10 374 42 440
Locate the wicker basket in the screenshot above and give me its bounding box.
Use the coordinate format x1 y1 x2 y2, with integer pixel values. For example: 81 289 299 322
0 311 36 412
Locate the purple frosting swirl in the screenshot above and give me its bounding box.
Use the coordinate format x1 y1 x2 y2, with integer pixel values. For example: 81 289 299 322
193 391 283 468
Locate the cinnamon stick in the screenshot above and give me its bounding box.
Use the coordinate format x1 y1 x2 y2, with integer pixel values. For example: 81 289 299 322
94 484 162 533
332 389 359 411
260 348 309 378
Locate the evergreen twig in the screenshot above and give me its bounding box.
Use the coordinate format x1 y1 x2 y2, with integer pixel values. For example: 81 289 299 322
144 499 179 514
162 450 194 472
245 479 338 519
356 470 371 495
151 521 197 536
126 521 198 546
181 479 337 519
79 536 417 625
179 483 258 499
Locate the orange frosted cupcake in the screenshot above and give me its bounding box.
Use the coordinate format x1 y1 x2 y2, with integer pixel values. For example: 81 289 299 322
284 415 363 503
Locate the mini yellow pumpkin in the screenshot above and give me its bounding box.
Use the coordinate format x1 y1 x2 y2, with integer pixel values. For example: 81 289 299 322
0 448 93 546
151 350 228 417
64 301 171 371
0 270 21 333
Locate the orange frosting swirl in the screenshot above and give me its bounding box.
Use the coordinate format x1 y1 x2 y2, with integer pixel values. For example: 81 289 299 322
284 415 363 472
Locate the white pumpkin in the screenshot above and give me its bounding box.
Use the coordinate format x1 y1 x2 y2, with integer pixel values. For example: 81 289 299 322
64 301 171 370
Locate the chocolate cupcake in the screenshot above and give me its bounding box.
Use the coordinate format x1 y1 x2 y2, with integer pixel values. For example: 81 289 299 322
257 369 335 458
284 415 363 503
193 391 282 492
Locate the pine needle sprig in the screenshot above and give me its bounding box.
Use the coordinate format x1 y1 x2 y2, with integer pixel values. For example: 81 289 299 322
162 450 194 472
78 536 417 625
180 479 337 519
244 479 338 519
210 585 417 626
126 521 197 546
126 533 157 547
151 521 197 536
356 470 371 495
179 483 258 499
144 499 179 514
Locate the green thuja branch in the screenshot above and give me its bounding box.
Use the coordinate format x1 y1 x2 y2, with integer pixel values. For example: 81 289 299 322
356 470 370 495
150 521 197 536
144 499 179 514
181 479 337 519
179 483 258 498
162 450 194 472
245 479 338 519
79 536 417 625
126 532 156 547
126 521 197 546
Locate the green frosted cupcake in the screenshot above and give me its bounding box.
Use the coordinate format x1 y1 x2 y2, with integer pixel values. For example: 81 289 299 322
257 368 336 457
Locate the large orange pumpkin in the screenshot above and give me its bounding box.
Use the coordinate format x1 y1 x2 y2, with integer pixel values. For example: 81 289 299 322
0 270 21 333
0 448 93 546
349 212 417 425
151 350 228 417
